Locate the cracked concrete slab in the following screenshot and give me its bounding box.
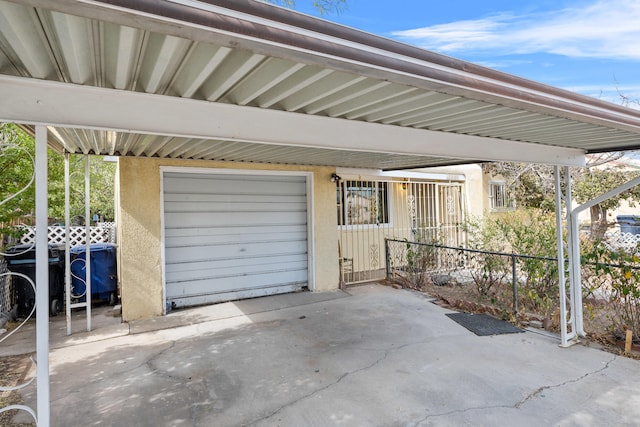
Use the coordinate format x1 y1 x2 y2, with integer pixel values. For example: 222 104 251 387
9 284 640 426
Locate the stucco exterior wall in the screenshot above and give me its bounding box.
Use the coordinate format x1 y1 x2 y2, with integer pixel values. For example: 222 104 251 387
457 165 484 218
117 157 338 321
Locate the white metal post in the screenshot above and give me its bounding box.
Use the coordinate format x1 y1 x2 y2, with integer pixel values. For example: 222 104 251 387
564 166 581 340
568 194 584 338
85 155 92 331
35 125 50 426
554 167 569 346
555 166 578 346
65 153 71 335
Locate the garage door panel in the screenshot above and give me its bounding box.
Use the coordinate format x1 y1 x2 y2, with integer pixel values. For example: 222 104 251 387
166 252 308 274
165 230 307 248
163 171 309 308
164 224 307 238
164 175 306 196
164 210 307 228
166 265 308 286
166 269 308 299
163 192 306 204
165 240 309 263
166 240 308 262
164 200 307 214
171 285 302 308
166 258 308 283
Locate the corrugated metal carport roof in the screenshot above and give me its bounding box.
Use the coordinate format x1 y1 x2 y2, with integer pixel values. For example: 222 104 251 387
2 0 640 168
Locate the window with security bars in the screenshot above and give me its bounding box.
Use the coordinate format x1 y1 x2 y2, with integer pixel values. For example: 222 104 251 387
337 180 390 226
489 181 514 211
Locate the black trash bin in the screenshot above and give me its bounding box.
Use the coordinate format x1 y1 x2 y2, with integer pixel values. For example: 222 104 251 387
5 244 65 317
70 243 118 305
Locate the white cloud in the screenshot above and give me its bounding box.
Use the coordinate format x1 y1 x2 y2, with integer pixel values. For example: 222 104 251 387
472 59 534 69
392 0 640 60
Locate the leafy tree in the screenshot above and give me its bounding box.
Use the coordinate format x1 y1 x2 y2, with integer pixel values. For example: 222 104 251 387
482 162 557 213
0 123 116 246
573 167 640 239
1 123 64 239
0 123 34 228
483 156 640 239
66 156 116 224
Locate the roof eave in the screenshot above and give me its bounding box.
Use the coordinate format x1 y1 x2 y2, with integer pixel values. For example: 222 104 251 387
15 0 640 136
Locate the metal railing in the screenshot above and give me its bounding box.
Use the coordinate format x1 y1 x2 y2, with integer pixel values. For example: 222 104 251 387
0 124 38 424
385 238 640 338
385 238 560 317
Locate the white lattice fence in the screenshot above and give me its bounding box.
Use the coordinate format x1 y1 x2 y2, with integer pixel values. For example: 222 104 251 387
19 225 116 247
0 258 12 314
604 231 640 252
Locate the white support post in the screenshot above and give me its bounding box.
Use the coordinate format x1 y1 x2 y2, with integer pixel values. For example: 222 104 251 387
554 167 568 346
555 167 578 347
65 153 71 336
568 196 584 337
35 125 50 426
565 167 582 340
64 154 99 333
85 155 92 332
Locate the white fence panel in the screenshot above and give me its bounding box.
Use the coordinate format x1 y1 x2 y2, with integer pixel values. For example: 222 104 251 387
19 224 116 247
604 231 640 252
0 258 11 314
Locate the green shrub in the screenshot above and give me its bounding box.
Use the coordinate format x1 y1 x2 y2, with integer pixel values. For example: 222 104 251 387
582 240 640 338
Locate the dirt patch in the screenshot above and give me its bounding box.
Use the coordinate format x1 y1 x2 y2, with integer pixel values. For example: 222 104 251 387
0 353 36 426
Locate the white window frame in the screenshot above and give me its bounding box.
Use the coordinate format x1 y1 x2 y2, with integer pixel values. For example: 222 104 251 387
337 179 392 228
488 180 514 211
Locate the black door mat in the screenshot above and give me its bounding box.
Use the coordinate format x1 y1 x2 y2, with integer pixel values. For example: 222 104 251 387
446 312 524 336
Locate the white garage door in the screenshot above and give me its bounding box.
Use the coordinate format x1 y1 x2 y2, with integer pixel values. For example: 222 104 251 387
163 171 310 308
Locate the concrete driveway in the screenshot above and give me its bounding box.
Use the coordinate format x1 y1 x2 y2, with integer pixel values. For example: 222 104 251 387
5 284 640 426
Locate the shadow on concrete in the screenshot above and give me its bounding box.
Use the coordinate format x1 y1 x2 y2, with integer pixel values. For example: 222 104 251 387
5 284 640 426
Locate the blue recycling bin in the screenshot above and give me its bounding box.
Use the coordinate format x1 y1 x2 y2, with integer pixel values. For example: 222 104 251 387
617 215 640 235
70 243 118 305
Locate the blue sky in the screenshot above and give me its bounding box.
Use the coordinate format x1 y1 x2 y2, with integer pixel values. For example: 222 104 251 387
292 0 640 108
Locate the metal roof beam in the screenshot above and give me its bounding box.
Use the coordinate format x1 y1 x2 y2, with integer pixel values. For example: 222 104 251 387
0 75 586 166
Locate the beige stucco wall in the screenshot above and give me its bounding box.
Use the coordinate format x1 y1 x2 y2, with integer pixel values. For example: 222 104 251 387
117 157 338 321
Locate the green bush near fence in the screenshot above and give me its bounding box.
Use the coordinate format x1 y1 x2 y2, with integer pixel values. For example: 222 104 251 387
582 239 640 339
464 210 560 318
394 208 640 338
